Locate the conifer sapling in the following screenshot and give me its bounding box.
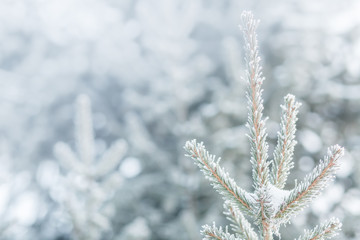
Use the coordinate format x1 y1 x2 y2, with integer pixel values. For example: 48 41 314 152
54 95 127 240
184 11 344 240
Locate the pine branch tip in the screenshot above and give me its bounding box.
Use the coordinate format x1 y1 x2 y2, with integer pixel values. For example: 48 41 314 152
184 10 344 240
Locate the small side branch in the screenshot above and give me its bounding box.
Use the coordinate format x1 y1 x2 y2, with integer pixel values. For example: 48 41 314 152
271 94 301 189
185 140 254 216
296 218 342 240
201 223 239 240
95 139 127 177
275 145 344 223
224 202 258 240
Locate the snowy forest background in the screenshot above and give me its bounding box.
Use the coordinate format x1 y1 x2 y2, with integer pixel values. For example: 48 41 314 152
0 0 359 239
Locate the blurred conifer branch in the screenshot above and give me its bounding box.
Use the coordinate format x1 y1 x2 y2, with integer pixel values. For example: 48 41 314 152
54 94 126 240
184 11 344 240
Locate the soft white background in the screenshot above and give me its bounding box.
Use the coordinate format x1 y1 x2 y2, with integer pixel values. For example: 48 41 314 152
0 0 359 239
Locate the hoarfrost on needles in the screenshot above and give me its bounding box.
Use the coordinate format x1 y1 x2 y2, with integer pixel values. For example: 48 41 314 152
184 11 344 240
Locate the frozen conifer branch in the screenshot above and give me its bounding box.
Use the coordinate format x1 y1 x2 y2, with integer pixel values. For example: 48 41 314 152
185 140 254 216
271 94 301 189
242 11 271 239
184 10 344 240
296 218 342 240
242 11 270 190
275 145 343 224
224 202 258 240
201 223 237 240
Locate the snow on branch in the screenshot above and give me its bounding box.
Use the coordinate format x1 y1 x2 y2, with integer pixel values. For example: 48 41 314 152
184 10 344 240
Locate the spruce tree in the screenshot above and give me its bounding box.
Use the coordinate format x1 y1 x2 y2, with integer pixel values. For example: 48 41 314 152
184 11 344 240
54 95 127 240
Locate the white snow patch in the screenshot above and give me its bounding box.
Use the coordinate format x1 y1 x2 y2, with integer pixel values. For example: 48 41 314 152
268 184 291 212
